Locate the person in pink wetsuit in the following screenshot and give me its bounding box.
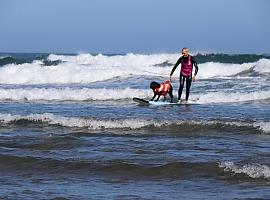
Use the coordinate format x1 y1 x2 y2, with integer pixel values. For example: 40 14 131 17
170 48 199 102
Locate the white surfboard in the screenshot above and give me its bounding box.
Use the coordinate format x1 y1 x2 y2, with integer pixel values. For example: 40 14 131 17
133 98 196 106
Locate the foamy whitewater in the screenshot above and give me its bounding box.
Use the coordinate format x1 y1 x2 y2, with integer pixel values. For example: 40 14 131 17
0 54 269 84
220 161 270 179
0 52 270 199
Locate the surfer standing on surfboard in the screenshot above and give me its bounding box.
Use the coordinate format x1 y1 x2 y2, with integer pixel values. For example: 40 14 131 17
169 47 199 102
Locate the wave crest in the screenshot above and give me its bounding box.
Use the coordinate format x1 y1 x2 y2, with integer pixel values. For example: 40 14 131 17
0 87 269 103
0 53 268 84
219 161 270 179
194 90 270 104
0 113 269 133
0 87 151 101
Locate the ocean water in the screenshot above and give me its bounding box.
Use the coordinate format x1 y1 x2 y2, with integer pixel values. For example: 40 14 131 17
0 52 270 200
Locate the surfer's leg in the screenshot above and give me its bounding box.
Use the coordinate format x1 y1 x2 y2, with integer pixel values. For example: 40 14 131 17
168 92 173 103
178 73 185 100
185 75 192 101
169 85 173 103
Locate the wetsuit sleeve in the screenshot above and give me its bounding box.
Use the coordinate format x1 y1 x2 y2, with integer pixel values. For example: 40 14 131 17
170 57 182 76
192 56 199 75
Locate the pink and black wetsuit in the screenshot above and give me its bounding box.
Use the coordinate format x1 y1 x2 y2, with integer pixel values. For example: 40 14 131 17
170 55 198 101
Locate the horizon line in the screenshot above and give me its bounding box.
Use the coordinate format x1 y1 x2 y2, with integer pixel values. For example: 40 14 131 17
1 51 270 56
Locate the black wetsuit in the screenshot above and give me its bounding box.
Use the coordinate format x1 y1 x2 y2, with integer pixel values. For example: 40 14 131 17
170 55 198 101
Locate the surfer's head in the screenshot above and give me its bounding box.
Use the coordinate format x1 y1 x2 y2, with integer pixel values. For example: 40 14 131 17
182 47 189 57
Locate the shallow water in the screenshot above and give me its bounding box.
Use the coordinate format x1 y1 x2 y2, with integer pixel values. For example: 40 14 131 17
0 53 270 199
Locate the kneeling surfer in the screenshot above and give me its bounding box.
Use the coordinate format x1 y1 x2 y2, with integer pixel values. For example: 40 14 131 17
170 47 198 102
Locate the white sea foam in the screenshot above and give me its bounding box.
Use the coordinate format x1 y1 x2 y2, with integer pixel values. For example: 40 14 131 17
196 62 254 79
47 53 179 67
0 60 169 84
0 53 268 84
254 58 270 73
219 161 270 179
253 122 270 133
0 113 162 130
188 120 270 134
194 90 270 104
0 87 269 104
0 87 151 101
0 113 268 133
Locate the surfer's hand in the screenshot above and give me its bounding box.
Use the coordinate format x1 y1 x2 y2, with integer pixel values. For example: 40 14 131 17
192 75 196 81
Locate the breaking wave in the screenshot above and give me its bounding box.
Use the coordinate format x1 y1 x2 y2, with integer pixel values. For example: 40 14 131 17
0 87 151 101
219 161 270 179
0 113 269 133
194 90 270 104
0 87 268 103
0 53 268 84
